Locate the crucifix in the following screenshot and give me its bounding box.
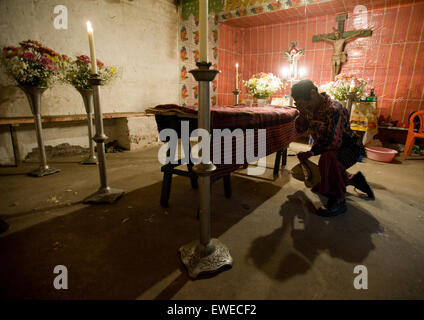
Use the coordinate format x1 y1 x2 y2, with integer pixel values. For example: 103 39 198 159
284 41 305 81
283 41 305 106
312 14 372 80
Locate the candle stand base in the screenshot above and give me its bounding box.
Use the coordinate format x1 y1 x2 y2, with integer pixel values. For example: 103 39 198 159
29 165 61 177
179 238 233 279
83 187 125 204
81 155 98 165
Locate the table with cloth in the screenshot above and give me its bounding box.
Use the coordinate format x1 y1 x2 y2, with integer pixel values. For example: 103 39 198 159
147 104 300 207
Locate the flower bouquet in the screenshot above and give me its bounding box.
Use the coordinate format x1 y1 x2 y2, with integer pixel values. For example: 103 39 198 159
0 40 67 176
0 40 66 87
244 72 284 100
320 73 368 102
63 55 117 90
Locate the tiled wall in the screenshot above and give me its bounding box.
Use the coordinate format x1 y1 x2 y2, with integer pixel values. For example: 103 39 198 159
217 24 243 105
218 1 424 124
179 9 220 106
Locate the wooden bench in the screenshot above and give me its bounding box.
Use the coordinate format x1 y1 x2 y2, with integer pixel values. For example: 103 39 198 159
0 112 152 166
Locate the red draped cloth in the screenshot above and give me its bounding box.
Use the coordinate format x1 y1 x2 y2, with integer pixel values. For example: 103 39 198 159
149 104 300 176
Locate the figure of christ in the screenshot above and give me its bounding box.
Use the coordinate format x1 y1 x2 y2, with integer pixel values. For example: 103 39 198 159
315 28 370 79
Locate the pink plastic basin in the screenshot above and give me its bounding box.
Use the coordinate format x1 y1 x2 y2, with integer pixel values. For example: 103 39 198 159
365 146 398 163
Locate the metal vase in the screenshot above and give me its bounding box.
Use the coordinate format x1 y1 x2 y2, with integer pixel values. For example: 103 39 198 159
77 88 98 165
19 86 60 177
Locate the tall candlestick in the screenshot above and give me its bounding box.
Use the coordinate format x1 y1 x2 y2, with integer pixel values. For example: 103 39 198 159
86 21 98 74
199 0 208 62
235 63 239 89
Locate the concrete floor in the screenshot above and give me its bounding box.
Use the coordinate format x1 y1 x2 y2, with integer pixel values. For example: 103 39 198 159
0 143 423 300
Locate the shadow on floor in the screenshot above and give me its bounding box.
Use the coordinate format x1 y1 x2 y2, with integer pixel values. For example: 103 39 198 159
0 175 282 299
247 190 381 282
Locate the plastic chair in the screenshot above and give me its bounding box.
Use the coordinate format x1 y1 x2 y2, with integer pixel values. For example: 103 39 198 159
402 110 424 159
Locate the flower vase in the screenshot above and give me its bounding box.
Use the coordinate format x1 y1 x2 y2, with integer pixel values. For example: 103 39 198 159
257 98 268 107
19 86 60 177
77 88 98 165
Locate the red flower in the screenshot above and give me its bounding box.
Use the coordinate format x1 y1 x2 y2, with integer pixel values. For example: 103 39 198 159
77 55 91 64
22 51 35 61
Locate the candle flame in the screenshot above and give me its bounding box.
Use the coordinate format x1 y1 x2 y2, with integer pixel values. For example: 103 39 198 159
86 21 93 33
236 63 238 68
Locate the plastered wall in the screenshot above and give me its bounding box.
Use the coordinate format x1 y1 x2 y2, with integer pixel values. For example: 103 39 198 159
0 0 180 164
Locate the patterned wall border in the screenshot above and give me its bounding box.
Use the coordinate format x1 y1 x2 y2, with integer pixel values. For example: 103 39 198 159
217 0 331 22
179 5 220 106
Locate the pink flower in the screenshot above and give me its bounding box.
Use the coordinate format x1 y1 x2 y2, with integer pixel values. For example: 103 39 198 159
46 64 58 71
40 55 53 65
22 51 35 61
77 55 91 64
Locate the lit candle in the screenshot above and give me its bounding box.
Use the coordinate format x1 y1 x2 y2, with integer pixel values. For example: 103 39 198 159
199 0 208 62
235 63 239 89
86 21 98 74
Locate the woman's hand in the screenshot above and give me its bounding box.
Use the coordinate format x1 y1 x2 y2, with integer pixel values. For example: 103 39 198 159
297 150 313 162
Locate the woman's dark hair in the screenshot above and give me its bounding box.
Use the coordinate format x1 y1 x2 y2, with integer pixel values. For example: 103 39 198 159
291 79 318 101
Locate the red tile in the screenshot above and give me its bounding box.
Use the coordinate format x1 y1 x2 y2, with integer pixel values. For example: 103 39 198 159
305 17 316 50
332 0 347 14
244 54 251 79
251 28 258 54
251 56 257 75
263 26 271 53
314 16 327 50
373 68 386 99
378 99 392 118
272 25 280 52
281 23 289 51
407 2 424 42
409 65 424 99
396 43 419 99
313 51 322 83
390 100 405 121
381 6 398 44
383 43 404 99
319 1 335 15
363 64 376 83
293 22 300 46
306 3 323 16
272 53 281 76
257 54 264 73
244 28 251 55
265 54 272 73
298 19 308 47
393 5 412 43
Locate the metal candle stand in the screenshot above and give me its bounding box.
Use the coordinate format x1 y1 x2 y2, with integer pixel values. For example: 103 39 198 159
232 88 240 106
77 88 98 165
83 74 124 204
20 86 61 177
179 62 233 278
